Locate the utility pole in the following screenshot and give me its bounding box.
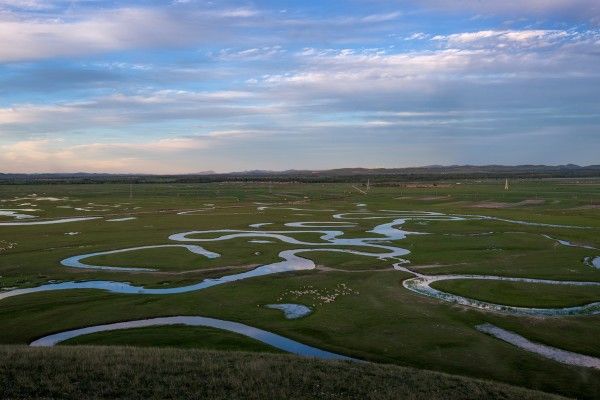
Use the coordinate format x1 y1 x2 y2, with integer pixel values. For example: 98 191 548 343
129 183 133 199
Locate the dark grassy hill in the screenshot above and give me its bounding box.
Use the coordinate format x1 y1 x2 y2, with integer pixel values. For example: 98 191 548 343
0 345 567 400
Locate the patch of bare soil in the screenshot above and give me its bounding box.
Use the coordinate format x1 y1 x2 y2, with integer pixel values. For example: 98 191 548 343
416 195 452 201
411 264 461 270
403 183 452 188
469 199 545 209
571 204 600 210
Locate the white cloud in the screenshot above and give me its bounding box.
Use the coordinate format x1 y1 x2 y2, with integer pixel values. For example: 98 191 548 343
0 104 76 125
432 29 572 49
214 46 285 61
0 6 263 63
261 49 482 92
217 8 259 18
412 0 600 21
200 129 274 140
103 90 254 105
359 12 403 23
0 137 214 173
405 32 429 40
0 8 181 62
0 89 268 134
0 0 53 10
260 30 600 94
5 29 597 138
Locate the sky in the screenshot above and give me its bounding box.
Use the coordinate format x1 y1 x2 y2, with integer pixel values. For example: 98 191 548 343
0 0 599 173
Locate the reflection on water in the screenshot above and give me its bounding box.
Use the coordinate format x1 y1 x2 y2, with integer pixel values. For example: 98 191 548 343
30 315 353 360
265 303 312 319
477 323 600 369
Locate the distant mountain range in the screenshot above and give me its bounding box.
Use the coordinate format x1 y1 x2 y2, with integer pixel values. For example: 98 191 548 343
227 164 600 176
1 165 599 184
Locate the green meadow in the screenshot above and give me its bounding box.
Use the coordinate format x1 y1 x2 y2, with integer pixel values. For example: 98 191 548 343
1 179 599 399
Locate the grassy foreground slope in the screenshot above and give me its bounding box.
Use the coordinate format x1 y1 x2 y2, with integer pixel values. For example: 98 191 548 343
0 346 566 400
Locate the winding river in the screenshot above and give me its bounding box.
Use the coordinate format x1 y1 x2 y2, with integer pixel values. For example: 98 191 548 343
2 208 598 315
477 323 600 369
0 216 101 226
29 315 352 361
0 216 414 300
395 264 600 316
2 206 599 367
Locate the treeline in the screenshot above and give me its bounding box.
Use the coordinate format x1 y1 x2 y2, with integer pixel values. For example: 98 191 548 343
1 165 599 185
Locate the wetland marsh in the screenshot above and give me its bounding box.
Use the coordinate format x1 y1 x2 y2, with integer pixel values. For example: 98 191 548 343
1 179 599 399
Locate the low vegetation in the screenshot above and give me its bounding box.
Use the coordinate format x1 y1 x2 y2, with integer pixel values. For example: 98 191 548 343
0 346 566 400
1 179 599 398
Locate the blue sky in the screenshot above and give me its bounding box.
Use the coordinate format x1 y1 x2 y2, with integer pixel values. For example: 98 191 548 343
0 0 599 173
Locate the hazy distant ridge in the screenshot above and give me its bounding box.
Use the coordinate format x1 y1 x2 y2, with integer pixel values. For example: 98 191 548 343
1 165 599 184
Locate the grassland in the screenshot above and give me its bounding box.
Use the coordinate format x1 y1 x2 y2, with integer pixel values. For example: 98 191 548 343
64 326 282 352
1 179 599 398
0 346 566 400
431 279 600 308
